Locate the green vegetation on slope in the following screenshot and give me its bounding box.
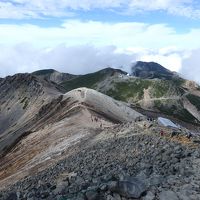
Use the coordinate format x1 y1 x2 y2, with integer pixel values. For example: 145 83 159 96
105 79 151 102
59 68 198 124
32 69 55 76
60 68 127 92
104 78 198 124
172 77 185 87
105 78 181 102
154 99 197 123
61 70 110 92
186 94 200 111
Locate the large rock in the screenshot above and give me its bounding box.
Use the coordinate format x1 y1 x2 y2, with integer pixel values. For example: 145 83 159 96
6 192 18 200
159 190 179 200
109 176 146 198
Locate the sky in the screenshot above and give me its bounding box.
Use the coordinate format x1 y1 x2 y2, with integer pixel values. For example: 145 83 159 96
0 0 200 83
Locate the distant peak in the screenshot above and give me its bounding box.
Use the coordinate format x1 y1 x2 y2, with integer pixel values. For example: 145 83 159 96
131 61 174 79
99 67 128 75
133 61 171 71
32 69 57 76
32 69 77 84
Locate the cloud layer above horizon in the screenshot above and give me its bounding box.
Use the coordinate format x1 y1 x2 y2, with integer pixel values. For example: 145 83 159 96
0 0 200 83
1 0 200 19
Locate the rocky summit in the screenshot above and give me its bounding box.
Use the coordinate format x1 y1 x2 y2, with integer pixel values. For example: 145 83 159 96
0 63 200 200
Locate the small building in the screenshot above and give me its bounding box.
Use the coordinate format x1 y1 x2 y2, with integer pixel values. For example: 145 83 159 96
157 117 179 130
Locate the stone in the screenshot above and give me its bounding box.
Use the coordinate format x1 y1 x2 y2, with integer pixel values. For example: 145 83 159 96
148 175 164 186
159 190 179 200
99 183 108 191
6 192 17 200
142 191 155 200
85 190 98 200
76 192 86 200
113 193 121 200
106 195 114 200
40 191 49 199
109 176 146 198
54 178 69 195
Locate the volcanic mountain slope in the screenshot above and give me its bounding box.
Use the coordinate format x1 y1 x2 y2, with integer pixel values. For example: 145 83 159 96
1 117 200 200
131 61 176 79
58 62 200 126
1 68 200 200
0 73 64 157
0 86 143 189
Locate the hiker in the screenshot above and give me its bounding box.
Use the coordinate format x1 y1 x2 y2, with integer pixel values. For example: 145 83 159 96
171 130 178 137
160 130 164 136
187 131 192 139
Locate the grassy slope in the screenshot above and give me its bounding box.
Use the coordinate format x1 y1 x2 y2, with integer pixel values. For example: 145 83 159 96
60 68 120 92
60 71 199 124
32 69 56 76
186 94 200 111
104 78 181 101
60 71 104 92
103 78 198 124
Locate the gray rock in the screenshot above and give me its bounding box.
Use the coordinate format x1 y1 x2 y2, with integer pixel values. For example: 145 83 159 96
6 192 17 200
142 191 155 200
76 192 86 200
99 183 108 191
106 195 114 200
54 178 69 195
147 175 164 186
109 176 146 198
113 193 121 200
85 190 98 200
177 192 193 200
40 191 49 199
159 190 179 200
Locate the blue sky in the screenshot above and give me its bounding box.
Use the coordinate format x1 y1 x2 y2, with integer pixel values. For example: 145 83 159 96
0 0 200 83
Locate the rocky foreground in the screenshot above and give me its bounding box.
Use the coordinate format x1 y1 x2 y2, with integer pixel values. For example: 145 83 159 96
1 122 200 200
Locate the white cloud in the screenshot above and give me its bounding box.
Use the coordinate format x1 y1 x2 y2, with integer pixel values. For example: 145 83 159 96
0 20 199 83
181 49 200 83
1 0 200 19
128 0 200 18
0 44 135 77
0 42 199 84
138 53 182 72
0 20 200 50
0 0 124 19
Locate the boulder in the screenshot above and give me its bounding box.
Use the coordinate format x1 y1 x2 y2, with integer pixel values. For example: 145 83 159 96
159 190 179 200
85 190 98 200
109 176 146 198
6 193 18 200
142 191 155 200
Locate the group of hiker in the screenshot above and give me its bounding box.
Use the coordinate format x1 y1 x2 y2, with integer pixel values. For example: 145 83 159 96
160 128 192 139
91 114 103 128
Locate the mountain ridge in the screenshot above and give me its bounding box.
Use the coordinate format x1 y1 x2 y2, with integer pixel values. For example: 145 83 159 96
32 69 78 84
1 62 200 200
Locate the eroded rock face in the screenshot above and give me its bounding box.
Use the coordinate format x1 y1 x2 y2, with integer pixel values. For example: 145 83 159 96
0 73 62 157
